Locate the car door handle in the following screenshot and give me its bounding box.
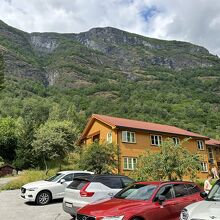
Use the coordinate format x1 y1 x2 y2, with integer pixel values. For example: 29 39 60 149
163 202 176 206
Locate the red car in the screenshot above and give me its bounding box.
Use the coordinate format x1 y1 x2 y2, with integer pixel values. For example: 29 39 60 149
76 181 203 220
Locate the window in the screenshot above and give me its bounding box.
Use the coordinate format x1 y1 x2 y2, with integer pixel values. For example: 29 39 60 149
197 140 204 150
63 174 74 182
74 173 92 178
67 179 89 190
93 134 100 142
121 177 134 187
122 131 136 143
106 131 112 143
46 173 65 182
173 184 188 197
151 135 162 146
99 177 122 189
207 181 220 201
173 137 180 145
155 185 174 200
123 157 137 170
201 162 208 172
208 147 214 164
115 184 157 201
185 184 200 194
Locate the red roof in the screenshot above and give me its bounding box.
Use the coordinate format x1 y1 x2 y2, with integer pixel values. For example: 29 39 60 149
90 114 208 139
205 139 220 146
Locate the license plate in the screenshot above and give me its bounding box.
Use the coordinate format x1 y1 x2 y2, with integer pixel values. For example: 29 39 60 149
65 202 72 208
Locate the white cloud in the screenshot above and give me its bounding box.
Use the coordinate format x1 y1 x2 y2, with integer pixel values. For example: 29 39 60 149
1 0 220 55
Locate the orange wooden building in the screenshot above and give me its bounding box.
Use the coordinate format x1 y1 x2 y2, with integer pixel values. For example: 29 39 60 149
78 114 220 179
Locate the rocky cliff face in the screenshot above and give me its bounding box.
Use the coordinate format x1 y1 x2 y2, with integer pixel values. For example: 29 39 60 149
30 34 59 53
0 20 219 87
73 27 213 70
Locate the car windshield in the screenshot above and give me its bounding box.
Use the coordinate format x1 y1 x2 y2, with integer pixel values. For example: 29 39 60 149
207 182 220 201
115 184 157 201
45 173 65 182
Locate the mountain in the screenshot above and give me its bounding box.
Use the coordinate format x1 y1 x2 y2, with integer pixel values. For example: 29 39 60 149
0 19 220 138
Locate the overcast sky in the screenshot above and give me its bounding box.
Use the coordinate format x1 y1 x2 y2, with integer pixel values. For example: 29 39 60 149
1 0 220 55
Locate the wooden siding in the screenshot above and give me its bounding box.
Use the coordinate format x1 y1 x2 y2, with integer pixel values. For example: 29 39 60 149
118 130 209 179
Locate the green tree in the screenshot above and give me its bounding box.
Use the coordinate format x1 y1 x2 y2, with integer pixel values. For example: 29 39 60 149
13 98 51 169
32 120 77 172
79 141 118 174
13 117 39 170
0 156 4 166
0 53 4 91
0 117 20 163
132 139 201 181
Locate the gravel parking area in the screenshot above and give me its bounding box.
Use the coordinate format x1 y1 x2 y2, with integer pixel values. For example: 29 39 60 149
0 190 73 220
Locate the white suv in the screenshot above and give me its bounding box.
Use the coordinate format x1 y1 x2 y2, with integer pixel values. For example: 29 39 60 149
180 179 220 220
20 170 93 205
62 174 134 217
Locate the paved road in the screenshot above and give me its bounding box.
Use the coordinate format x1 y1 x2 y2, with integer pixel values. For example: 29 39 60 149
0 177 18 188
0 190 73 220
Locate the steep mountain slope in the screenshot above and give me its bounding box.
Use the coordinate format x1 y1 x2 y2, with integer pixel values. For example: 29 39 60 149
0 20 220 138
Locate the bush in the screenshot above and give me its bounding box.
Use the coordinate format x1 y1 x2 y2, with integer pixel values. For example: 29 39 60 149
79 142 119 174
1 169 57 190
131 139 201 181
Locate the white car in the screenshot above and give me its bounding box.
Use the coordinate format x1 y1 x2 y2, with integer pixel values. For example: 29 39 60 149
62 174 134 217
20 170 93 205
180 179 220 220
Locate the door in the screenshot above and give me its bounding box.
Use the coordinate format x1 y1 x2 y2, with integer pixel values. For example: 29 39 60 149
208 147 214 164
53 173 74 198
172 184 194 216
144 184 177 220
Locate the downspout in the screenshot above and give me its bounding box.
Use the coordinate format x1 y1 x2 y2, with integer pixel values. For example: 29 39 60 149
116 128 121 174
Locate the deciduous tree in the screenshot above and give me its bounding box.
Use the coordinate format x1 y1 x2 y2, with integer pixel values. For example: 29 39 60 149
32 120 77 173
132 139 201 181
79 141 119 174
0 117 20 162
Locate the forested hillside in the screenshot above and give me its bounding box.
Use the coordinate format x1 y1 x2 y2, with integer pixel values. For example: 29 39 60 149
0 20 220 169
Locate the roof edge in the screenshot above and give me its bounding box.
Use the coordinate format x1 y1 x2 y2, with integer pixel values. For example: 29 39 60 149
76 114 115 145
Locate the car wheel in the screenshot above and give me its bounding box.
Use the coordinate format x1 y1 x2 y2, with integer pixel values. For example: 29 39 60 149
36 190 51 205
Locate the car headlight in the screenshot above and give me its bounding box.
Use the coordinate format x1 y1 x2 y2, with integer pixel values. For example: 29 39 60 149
180 208 189 220
101 216 124 220
27 187 38 191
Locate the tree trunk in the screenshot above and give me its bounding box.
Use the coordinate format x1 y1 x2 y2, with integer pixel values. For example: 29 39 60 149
43 156 48 175
59 162 62 171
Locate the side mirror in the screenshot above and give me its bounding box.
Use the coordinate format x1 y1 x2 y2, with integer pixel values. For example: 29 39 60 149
158 195 166 204
60 179 65 184
200 191 207 198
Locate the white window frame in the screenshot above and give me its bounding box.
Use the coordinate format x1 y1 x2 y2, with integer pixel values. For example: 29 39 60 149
197 140 204 150
122 131 136 143
123 157 137 170
106 131 112 143
151 135 162 146
173 137 180 145
201 162 208 172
